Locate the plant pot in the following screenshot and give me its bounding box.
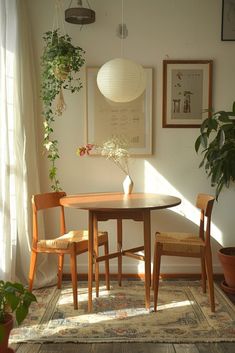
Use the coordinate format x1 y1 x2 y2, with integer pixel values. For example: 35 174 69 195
0 314 14 353
53 64 70 80
218 247 235 293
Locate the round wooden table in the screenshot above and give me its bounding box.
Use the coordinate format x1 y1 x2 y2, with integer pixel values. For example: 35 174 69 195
60 192 181 312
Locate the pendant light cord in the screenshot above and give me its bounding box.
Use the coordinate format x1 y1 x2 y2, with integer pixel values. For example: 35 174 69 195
121 0 124 57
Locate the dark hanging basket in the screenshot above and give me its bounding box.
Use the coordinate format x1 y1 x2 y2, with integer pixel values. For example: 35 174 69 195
65 7 95 24
218 247 235 294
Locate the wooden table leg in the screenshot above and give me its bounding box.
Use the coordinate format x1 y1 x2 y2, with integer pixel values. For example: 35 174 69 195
143 210 151 310
88 210 94 312
94 213 99 297
117 219 123 287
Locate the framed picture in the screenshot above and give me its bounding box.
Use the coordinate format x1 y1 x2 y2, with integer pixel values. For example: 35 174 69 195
162 60 213 128
86 67 153 155
221 0 235 41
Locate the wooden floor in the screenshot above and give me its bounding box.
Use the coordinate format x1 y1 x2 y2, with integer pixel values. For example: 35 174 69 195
14 342 235 353
13 280 235 353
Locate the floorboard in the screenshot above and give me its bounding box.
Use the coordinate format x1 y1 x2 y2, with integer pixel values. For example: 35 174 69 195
195 343 229 353
220 343 235 353
174 343 200 353
116 343 175 353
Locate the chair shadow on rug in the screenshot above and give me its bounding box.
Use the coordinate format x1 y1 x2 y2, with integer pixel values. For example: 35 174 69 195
28 191 110 310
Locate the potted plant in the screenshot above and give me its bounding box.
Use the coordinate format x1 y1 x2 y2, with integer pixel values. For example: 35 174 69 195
0 280 37 352
195 102 235 292
41 29 85 191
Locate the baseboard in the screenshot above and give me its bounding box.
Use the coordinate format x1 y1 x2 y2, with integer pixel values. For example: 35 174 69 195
63 272 224 281
62 263 223 281
63 263 223 274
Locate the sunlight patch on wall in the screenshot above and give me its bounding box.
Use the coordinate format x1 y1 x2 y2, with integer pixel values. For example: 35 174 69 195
143 160 223 245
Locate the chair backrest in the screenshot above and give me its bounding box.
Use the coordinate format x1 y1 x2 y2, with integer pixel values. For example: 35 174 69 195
32 192 67 247
196 193 215 246
32 192 66 210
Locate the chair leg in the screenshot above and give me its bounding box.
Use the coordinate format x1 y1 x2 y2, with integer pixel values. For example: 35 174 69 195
95 252 99 298
205 247 215 312
152 249 156 291
152 232 160 290
200 251 206 293
94 240 100 299
28 250 37 292
57 254 64 289
153 241 162 312
104 240 110 290
117 219 122 287
93 215 100 298
70 243 78 310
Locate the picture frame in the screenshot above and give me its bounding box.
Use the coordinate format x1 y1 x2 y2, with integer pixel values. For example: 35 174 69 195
162 60 213 128
86 67 153 155
221 0 235 41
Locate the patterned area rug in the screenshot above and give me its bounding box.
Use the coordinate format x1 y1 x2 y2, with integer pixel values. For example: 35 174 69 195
10 281 235 343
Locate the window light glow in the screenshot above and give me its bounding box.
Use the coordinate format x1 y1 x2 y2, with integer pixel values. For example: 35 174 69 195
144 160 223 245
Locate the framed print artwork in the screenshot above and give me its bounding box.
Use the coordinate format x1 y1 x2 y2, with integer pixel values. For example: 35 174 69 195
86 67 153 155
221 0 235 41
162 60 213 128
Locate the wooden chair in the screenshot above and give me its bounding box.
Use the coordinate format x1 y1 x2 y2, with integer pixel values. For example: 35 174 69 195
153 193 215 312
28 191 110 309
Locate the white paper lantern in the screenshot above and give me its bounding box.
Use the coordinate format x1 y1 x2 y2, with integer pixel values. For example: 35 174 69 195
97 58 146 103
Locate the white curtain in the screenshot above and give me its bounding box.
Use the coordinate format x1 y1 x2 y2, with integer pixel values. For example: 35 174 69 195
13 0 41 285
0 0 17 281
0 0 57 287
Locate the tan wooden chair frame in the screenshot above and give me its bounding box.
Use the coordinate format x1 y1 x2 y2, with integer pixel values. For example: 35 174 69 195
28 191 110 309
153 193 215 312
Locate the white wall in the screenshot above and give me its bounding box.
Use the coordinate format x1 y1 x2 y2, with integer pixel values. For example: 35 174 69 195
26 0 235 275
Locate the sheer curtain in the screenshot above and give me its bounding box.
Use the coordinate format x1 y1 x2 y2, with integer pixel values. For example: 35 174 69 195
0 0 56 286
0 0 18 281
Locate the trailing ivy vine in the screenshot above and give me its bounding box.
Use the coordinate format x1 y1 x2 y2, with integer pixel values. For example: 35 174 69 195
41 29 85 191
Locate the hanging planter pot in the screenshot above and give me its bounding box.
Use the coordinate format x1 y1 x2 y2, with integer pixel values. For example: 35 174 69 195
53 62 71 81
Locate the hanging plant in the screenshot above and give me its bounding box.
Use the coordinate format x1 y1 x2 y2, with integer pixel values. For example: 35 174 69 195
41 29 85 191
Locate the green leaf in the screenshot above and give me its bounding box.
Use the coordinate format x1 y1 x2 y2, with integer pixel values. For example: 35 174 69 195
218 111 230 122
195 136 201 152
221 123 234 131
15 305 28 325
201 133 208 149
208 117 218 131
233 101 235 113
11 283 24 292
200 118 209 133
219 129 225 148
5 292 20 311
199 159 205 168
